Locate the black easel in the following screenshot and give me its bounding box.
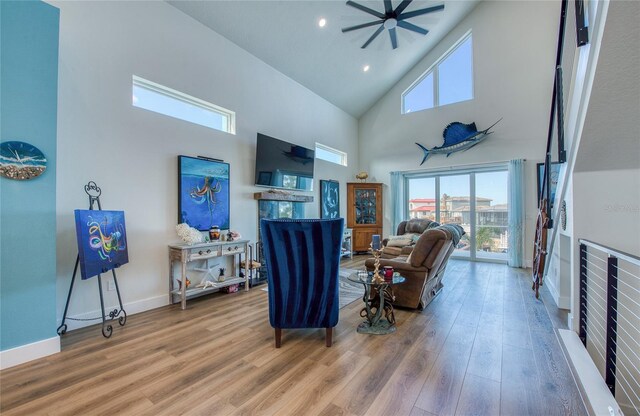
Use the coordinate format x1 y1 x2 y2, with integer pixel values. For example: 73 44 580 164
57 181 127 338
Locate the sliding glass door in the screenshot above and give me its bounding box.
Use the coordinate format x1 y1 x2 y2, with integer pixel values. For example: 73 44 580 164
407 165 509 262
475 171 509 260
440 174 471 257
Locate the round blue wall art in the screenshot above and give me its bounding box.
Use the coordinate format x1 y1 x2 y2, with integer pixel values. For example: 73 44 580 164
0 141 47 180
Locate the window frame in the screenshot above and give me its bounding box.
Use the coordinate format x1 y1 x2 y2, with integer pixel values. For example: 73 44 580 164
315 142 348 167
132 75 236 134
401 30 474 114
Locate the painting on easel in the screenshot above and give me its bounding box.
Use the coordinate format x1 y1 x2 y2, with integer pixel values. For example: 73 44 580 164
74 209 129 280
178 155 230 231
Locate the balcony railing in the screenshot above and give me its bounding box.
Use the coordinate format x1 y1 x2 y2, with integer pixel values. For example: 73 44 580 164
579 239 640 414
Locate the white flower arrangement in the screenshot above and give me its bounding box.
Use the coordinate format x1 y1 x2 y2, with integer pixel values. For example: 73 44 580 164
176 223 204 245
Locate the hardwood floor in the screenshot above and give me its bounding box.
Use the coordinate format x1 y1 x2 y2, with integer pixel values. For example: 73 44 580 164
0 257 586 415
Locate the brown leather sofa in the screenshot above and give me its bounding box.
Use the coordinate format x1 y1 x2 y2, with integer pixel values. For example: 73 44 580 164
381 218 439 258
366 224 465 309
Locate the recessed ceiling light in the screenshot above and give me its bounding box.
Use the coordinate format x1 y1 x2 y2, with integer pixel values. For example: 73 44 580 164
363 65 370 72
318 18 326 28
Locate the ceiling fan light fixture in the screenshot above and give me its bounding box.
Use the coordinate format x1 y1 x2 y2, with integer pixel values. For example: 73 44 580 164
383 18 397 30
342 1 444 49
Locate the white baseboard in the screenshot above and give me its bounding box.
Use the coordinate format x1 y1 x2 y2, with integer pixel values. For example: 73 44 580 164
558 329 622 416
59 294 168 332
0 336 60 370
545 277 571 310
567 312 574 331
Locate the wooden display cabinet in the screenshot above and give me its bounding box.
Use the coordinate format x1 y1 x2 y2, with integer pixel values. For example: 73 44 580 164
347 182 383 252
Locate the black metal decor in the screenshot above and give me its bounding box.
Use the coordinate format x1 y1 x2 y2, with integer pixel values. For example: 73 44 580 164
579 243 588 346
57 182 127 338
575 0 589 47
605 255 618 395
556 66 566 163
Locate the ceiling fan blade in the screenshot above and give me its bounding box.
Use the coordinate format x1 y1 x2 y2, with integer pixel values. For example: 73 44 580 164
398 4 445 20
342 19 385 33
389 27 398 49
394 0 413 15
362 25 385 48
397 20 428 35
346 1 386 19
384 0 393 15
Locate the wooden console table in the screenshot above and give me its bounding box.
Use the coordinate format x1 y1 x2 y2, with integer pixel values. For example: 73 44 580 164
168 240 249 310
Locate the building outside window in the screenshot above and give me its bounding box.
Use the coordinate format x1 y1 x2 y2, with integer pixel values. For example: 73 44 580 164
406 167 508 261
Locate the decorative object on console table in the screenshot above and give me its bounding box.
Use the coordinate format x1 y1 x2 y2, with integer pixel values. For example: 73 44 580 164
347 182 383 252
176 223 204 245
209 225 221 241
320 179 340 219
178 155 230 231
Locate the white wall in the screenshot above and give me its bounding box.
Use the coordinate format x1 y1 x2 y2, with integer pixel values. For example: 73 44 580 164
52 1 358 328
573 170 640 258
358 0 559 266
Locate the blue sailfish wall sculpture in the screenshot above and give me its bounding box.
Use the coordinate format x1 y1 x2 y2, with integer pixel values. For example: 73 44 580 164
416 119 501 165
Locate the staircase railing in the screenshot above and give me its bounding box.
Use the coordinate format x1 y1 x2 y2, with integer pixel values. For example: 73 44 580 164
534 0 590 294
579 239 640 414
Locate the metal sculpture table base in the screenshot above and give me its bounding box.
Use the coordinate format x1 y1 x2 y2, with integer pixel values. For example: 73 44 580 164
357 283 397 335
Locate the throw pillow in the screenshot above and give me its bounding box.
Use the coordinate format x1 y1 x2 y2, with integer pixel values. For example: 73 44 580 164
386 235 413 247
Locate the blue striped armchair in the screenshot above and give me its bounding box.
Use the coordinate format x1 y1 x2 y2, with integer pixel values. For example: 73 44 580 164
260 218 344 347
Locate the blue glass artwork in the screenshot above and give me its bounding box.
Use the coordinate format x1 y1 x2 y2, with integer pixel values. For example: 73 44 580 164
74 210 129 280
320 180 340 219
179 156 230 231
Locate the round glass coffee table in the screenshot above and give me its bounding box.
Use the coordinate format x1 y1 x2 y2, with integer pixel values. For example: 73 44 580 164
348 271 406 335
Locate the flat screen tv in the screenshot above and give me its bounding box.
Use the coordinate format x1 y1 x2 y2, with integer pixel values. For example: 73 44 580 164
254 133 314 192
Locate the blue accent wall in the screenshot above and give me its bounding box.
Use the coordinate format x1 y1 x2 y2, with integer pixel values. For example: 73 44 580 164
1 1 59 351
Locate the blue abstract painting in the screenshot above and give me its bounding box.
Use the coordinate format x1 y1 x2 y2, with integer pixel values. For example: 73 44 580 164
179 156 230 231
74 210 129 280
320 180 340 219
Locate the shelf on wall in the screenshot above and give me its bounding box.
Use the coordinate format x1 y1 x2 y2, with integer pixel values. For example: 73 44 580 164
253 191 313 202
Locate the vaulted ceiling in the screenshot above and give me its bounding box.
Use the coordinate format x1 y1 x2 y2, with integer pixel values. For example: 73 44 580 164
168 0 480 118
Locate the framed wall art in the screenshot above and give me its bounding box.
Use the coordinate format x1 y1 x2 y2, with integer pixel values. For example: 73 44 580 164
74 209 129 280
320 179 340 219
178 156 230 231
0 141 47 180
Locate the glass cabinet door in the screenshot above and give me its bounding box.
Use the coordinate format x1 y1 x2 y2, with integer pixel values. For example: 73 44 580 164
354 188 377 224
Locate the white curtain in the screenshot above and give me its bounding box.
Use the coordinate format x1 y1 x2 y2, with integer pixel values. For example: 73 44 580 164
390 172 404 234
508 159 525 268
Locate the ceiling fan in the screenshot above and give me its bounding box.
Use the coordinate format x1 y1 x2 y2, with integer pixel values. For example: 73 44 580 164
341 0 445 50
